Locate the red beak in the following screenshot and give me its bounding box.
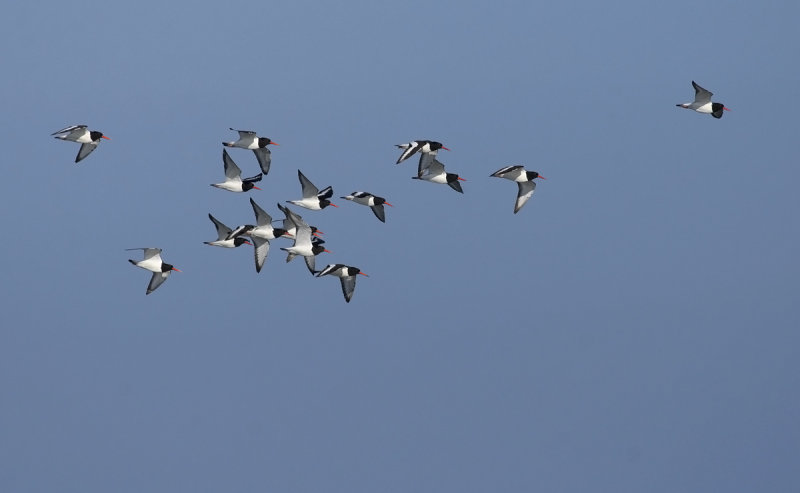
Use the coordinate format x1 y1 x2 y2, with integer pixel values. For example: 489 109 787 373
385 202 394 207
538 176 547 180
102 136 111 140
442 146 450 151
458 177 466 181
724 107 731 111
172 267 182 272
359 272 369 277
271 142 280 145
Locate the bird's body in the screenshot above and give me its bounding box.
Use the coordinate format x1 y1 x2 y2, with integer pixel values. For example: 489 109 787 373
211 149 262 192
287 170 337 210
412 158 465 193
315 263 368 303
341 191 393 223
490 165 545 213
204 213 251 248
676 81 730 119
52 124 110 162
222 128 278 174
395 140 449 164
126 248 180 295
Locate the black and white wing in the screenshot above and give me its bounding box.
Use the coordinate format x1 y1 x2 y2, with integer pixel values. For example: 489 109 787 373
317 185 334 200
242 172 263 184
75 142 99 163
253 148 272 175
232 128 257 139
227 224 254 240
304 255 317 275
339 275 357 303
370 204 386 223
222 149 243 181
424 158 446 177
691 81 713 105
208 213 233 240
252 237 270 273
395 141 421 164
52 124 86 137
491 165 521 179
126 247 163 261
298 170 320 198
514 181 536 214
447 179 464 194
250 198 273 227
146 271 170 295
417 152 436 177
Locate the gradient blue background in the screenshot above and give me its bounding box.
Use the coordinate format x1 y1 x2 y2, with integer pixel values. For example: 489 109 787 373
2 1 799 491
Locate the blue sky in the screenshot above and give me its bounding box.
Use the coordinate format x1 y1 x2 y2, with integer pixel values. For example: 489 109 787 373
2 1 799 492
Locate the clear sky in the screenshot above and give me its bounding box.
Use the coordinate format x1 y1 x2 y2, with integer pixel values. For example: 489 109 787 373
2 1 799 492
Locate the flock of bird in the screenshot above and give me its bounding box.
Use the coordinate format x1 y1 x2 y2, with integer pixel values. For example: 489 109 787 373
52 81 729 302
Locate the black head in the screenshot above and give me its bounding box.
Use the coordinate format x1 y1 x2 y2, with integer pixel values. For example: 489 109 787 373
711 102 725 119
161 262 174 273
525 170 542 180
89 130 105 141
345 266 361 276
429 141 450 152
273 227 288 238
242 181 261 192
312 244 328 255
233 237 251 247
374 196 386 205
257 137 277 148
446 172 460 183
320 199 333 209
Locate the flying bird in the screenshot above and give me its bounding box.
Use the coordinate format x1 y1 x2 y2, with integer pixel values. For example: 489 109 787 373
395 140 449 164
315 264 368 303
227 198 290 273
287 170 337 210
340 191 393 223
277 202 323 239
204 213 252 248
126 248 180 295
676 81 730 119
222 128 278 175
51 124 110 163
412 157 465 193
211 149 262 192
490 165 546 214
280 205 330 274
